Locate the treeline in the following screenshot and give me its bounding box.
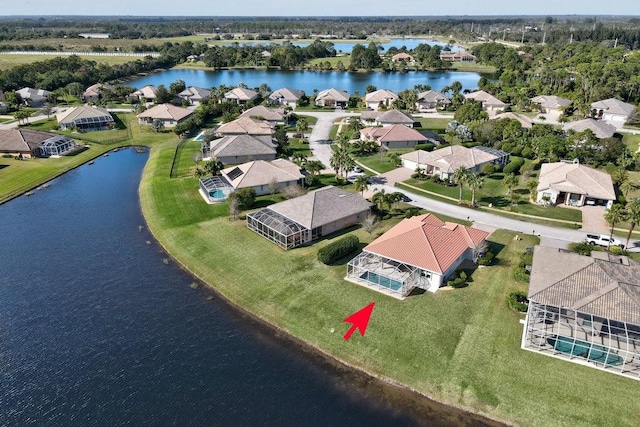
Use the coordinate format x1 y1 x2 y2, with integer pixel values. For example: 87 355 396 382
471 41 640 110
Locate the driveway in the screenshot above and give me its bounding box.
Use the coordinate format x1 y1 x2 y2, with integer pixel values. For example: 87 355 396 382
581 206 609 234
301 111 357 174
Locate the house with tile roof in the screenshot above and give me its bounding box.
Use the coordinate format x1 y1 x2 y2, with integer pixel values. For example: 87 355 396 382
238 105 286 124
16 87 53 107
360 109 414 127
562 118 617 139
531 95 573 114
491 112 535 129
401 145 509 180
522 246 640 381
591 98 637 125
360 124 427 149
82 83 115 102
439 51 476 62
203 134 276 165
536 162 615 208
221 159 304 196
56 105 114 131
416 90 451 112
347 213 489 297
364 89 398 110
247 186 371 249
223 87 259 105
0 129 76 158
130 85 159 104
464 90 508 114
215 117 273 136
136 104 194 127
315 88 350 109
178 86 211 105
391 52 414 63
268 87 305 108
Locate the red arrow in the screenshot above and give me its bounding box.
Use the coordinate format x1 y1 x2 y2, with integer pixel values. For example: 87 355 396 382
343 302 375 340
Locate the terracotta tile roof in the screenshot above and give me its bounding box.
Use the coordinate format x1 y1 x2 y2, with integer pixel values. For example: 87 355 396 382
208 134 276 159
216 117 273 135
222 159 303 190
224 87 258 101
364 214 489 274
391 52 414 61
239 105 285 122
361 124 427 143
365 89 398 103
531 95 573 109
591 98 636 116
528 246 640 325
137 103 193 121
537 162 615 201
562 118 617 139
400 145 499 173
268 186 371 229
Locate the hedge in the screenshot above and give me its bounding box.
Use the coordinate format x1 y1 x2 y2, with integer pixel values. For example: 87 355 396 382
317 235 360 264
508 291 529 312
503 157 525 175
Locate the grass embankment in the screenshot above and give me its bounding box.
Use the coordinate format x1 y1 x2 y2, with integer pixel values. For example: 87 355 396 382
139 140 639 427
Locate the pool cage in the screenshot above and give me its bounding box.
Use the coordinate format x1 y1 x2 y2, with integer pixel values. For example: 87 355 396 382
246 208 310 249
199 176 233 202
39 135 77 156
522 301 640 380
346 252 431 297
65 115 114 131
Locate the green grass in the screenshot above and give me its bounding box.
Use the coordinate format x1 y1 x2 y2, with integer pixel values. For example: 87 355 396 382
139 143 640 427
622 133 640 153
414 117 451 132
353 150 410 174
449 62 497 73
307 56 351 69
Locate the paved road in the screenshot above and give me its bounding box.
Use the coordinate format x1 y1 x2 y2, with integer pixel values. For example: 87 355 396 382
301 110 357 173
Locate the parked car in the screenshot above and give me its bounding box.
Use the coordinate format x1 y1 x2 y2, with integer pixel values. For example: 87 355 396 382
585 233 624 249
346 172 367 183
352 166 362 173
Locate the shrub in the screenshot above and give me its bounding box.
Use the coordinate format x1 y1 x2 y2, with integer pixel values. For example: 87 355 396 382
229 187 256 209
477 252 494 265
508 291 529 312
568 241 596 256
317 235 360 264
482 163 498 175
447 277 466 288
514 266 530 282
414 143 435 152
503 158 525 175
609 245 628 256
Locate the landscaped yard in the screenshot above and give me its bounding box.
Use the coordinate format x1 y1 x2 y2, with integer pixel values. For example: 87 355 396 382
139 138 639 427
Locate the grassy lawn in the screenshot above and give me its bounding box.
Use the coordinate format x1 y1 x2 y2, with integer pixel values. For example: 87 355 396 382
414 117 451 133
353 149 410 174
307 56 351 69
622 133 640 153
449 62 497 73
139 139 639 426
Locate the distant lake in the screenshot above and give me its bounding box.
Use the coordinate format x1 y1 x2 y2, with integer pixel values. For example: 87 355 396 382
128 68 485 95
238 38 462 54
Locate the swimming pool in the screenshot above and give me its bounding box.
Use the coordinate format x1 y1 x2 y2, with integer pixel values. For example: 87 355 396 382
547 335 624 366
194 131 205 142
208 189 227 200
360 271 403 292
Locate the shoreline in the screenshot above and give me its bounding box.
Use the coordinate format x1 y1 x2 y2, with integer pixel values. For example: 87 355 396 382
137 148 509 426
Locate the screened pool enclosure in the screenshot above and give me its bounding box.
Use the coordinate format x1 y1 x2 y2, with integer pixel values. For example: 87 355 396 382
199 176 233 202
246 208 310 249
39 135 77 156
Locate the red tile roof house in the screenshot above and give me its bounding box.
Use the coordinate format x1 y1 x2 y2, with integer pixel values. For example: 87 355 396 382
136 104 194 128
360 124 427 150
346 214 489 298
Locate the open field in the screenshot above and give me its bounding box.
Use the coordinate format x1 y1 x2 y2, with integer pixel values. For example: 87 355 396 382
0 53 144 70
139 139 640 427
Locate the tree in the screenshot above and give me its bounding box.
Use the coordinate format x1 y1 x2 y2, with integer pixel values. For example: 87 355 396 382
228 195 239 221
203 158 224 176
453 166 468 203
360 213 379 240
467 173 484 207
502 173 519 195
371 188 388 211
454 101 488 124
229 188 256 209
5 91 23 110
14 110 32 125
267 178 280 196
304 160 324 176
152 118 165 132
295 117 308 138
625 198 640 249
273 126 289 155
604 204 628 250
354 175 369 195
169 79 186 95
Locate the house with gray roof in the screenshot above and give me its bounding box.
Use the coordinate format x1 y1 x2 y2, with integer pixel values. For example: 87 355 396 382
416 90 451 112
563 118 617 139
315 88 350 109
246 186 372 249
221 159 304 196
238 105 286 124
464 90 508 114
215 117 273 136
364 89 398 110
203 134 276 165
268 87 305 108
178 86 211 105
56 105 114 131
360 109 414 127
0 129 76 158
522 246 640 381
223 87 259 105
82 83 115 102
137 104 193 127
16 87 53 107
536 162 615 208
591 98 637 125
531 95 573 114
360 124 427 149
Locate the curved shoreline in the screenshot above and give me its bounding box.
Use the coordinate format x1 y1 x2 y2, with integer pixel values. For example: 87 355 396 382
137 151 509 426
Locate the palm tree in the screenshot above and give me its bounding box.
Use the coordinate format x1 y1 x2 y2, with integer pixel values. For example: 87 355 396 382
620 179 640 199
371 188 387 211
304 160 324 176
467 173 484 207
295 117 308 138
604 203 628 250
625 198 640 249
291 152 307 165
453 167 468 203
502 173 519 195
354 175 369 195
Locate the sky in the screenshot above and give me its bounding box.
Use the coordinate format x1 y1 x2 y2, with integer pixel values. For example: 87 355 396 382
4 0 640 17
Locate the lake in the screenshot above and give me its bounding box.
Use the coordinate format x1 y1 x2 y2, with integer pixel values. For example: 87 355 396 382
0 148 499 426
236 38 462 54
128 69 485 95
